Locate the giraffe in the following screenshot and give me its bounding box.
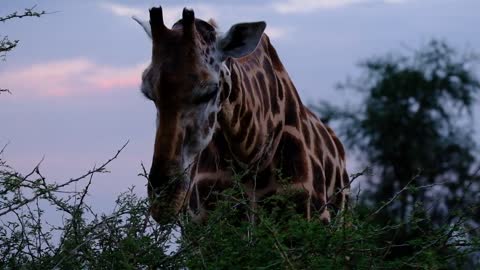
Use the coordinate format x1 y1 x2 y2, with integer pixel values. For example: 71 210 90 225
133 6 349 225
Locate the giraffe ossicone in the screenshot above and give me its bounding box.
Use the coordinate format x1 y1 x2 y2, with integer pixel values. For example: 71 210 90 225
134 6 350 225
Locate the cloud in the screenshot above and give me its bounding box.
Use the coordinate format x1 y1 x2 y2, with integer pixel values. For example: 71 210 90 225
265 26 291 40
101 2 219 28
100 2 144 18
384 0 410 3
0 58 146 97
272 0 411 14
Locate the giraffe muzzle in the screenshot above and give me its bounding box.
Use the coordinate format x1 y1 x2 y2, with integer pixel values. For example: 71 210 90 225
147 173 188 225
149 187 187 224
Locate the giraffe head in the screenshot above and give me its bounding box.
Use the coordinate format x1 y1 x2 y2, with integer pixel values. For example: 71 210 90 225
134 6 265 224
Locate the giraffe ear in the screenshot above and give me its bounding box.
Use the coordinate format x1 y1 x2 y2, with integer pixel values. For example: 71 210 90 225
132 16 152 39
218 21 266 60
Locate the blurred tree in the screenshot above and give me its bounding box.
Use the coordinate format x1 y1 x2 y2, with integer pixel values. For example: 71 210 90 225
315 40 480 227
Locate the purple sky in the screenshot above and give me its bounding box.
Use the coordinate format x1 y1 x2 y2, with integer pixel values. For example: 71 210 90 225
1 0 480 212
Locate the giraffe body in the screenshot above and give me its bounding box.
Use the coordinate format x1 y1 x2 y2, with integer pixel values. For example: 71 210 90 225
135 7 349 224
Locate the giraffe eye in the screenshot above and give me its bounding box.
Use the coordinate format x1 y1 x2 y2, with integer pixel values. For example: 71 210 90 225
192 86 219 105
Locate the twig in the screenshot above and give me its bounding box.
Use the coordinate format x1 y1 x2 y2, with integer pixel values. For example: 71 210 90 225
368 170 421 218
0 6 47 23
0 141 128 217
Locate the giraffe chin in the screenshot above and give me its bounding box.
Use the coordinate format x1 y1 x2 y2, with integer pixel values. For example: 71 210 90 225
149 190 187 225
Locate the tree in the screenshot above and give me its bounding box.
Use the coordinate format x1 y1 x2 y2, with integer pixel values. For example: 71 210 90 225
314 40 480 260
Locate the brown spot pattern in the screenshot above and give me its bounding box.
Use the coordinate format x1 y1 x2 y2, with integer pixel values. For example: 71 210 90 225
312 161 325 194
267 40 284 71
284 90 298 127
197 146 218 173
332 135 345 160
318 124 336 156
324 158 334 188
277 133 308 182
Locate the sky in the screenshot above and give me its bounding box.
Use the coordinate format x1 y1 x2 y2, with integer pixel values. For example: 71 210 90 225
1 0 480 213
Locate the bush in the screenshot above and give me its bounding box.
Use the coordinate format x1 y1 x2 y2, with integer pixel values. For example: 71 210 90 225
1 145 478 269
179 173 479 269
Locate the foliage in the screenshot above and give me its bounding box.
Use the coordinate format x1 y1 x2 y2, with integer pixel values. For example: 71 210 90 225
1 144 479 269
180 172 479 270
0 144 181 269
315 40 480 225
313 40 480 266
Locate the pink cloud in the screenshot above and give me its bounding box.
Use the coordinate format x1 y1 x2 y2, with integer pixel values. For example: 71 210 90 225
0 58 146 97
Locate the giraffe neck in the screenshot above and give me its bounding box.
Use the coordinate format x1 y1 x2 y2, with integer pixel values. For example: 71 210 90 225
188 34 350 224
216 35 299 170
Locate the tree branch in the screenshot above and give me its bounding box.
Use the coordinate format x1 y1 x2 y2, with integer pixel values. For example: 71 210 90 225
0 6 47 23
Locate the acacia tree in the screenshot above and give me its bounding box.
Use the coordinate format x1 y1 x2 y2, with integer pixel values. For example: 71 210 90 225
316 40 480 227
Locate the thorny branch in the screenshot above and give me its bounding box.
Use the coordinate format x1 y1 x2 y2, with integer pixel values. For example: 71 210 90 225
1 5 49 94
368 170 422 218
0 36 18 54
0 88 12 94
0 141 129 217
0 142 177 268
0 5 47 57
0 6 47 23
